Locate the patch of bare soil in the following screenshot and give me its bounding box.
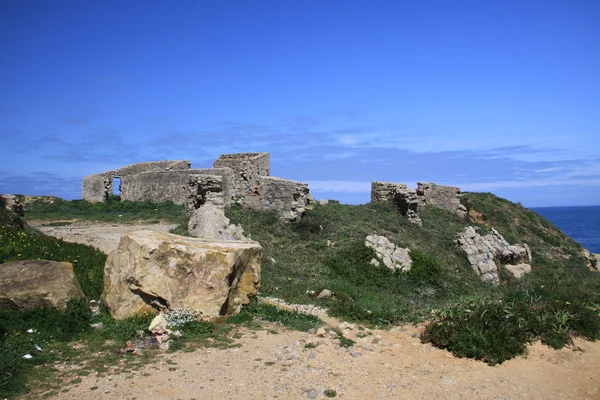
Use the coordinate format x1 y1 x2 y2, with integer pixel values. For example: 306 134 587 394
31 221 600 399
48 323 600 400
29 220 178 254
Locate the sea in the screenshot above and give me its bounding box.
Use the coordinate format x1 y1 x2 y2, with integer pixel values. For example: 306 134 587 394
531 206 600 254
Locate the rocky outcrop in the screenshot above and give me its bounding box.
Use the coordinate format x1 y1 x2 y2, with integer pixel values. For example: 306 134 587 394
455 226 532 284
582 249 599 272
365 235 412 272
102 230 262 320
0 260 85 310
188 204 247 240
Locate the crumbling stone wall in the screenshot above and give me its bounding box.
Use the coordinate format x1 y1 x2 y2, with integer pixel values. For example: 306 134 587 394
82 152 312 222
185 174 224 214
417 182 467 217
82 160 190 203
213 153 270 203
243 176 309 221
82 174 112 203
370 182 408 202
120 168 233 206
371 180 467 223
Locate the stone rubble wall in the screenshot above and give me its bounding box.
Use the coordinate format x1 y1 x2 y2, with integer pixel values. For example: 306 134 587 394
213 152 270 203
82 160 190 203
370 182 408 203
417 182 468 218
455 226 532 284
82 174 112 203
185 174 225 214
120 168 233 206
371 180 467 223
242 176 310 221
82 152 311 222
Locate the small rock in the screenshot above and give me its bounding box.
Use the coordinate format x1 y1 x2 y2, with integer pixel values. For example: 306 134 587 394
307 390 319 399
350 351 363 358
308 353 317 359
90 322 104 329
338 322 355 330
316 328 327 337
319 199 329 206
149 314 168 334
440 376 455 384
316 289 333 299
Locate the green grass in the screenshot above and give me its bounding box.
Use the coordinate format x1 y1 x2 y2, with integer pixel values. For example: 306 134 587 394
23 196 185 224
0 224 107 299
227 297 322 332
227 195 600 362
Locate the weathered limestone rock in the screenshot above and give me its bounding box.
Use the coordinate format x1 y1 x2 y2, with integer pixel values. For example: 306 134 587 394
582 249 600 272
455 226 500 284
455 226 532 284
244 176 310 221
0 260 85 310
505 263 532 279
371 182 408 203
365 235 412 272
102 230 262 320
188 204 247 240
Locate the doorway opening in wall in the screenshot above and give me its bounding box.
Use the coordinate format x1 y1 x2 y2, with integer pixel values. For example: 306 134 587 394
112 177 121 201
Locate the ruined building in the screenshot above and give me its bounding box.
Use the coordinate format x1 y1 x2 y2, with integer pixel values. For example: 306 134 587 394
82 153 310 221
371 181 468 225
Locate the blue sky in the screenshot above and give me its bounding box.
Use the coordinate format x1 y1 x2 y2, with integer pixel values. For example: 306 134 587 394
1 0 598 206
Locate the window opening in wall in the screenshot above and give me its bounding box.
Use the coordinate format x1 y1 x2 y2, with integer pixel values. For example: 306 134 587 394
112 177 121 200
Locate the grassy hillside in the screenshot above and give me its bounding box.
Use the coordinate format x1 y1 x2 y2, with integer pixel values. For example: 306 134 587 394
227 193 600 364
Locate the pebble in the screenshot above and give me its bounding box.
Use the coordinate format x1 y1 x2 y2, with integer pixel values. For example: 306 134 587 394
350 352 363 358
307 390 319 399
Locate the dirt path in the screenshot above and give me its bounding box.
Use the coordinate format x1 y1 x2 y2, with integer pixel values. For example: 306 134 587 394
51 323 600 400
34 221 600 399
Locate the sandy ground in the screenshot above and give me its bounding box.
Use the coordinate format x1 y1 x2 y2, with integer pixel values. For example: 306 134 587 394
33 221 600 400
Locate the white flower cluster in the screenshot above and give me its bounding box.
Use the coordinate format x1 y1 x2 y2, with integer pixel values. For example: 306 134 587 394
164 308 199 328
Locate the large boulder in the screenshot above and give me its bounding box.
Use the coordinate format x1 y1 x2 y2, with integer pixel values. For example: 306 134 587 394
0 260 85 310
455 226 532 284
102 230 262 320
188 204 247 240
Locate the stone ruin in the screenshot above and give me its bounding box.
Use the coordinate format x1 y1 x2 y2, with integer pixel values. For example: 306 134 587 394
82 152 311 222
371 181 468 225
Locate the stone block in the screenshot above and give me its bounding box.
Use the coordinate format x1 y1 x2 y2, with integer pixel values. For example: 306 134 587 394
102 230 262 320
